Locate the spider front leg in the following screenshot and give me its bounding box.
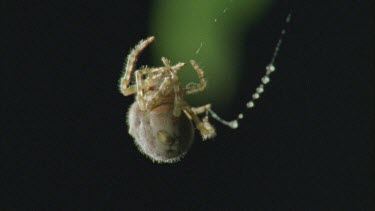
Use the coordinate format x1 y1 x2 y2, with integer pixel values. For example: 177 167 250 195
172 80 183 117
119 36 155 96
185 60 207 95
161 57 186 117
144 76 172 110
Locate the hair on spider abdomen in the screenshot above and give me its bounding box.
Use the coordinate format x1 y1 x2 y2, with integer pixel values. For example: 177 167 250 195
127 101 194 163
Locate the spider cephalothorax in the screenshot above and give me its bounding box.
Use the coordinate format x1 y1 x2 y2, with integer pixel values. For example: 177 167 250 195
119 36 216 163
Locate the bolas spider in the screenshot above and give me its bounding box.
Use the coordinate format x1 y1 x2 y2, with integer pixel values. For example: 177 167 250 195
119 36 218 163
118 13 290 164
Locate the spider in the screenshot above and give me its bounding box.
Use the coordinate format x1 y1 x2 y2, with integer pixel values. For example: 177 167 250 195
119 36 217 163
118 13 290 164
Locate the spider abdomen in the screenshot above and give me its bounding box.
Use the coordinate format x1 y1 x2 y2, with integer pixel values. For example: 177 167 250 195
127 102 194 163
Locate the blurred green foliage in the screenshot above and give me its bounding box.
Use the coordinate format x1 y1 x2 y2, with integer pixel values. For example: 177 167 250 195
150 0 273 108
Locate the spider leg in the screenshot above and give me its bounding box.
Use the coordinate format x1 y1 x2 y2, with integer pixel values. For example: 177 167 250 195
191 104 212 115
194 104 239 130
144 76 171 110
119 36 155 96
172 79 183 117
182 104 216 140
160 57 186 117
123 85 137 96
161 57 185 73
161 57 171 67
134 70 146 110
191 104 216 139
185 60 207 95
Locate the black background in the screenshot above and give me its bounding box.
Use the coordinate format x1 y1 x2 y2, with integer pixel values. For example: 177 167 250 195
2 0 374 210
